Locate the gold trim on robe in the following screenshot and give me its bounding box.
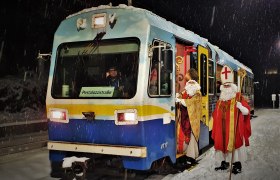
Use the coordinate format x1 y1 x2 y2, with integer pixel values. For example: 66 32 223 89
227 97 236 152
185 91 202 142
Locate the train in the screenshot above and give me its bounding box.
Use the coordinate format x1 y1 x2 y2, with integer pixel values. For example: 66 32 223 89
46 4 254 177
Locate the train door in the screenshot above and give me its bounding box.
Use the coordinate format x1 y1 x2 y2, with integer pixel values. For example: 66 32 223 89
197 45 210 151
175 43 189 92
175 42 191 156
175 42 212 154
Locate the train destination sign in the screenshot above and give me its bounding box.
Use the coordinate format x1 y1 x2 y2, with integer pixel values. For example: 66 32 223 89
79 87 115 97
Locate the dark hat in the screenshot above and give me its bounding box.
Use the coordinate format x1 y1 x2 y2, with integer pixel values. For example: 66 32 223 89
108 66 117 71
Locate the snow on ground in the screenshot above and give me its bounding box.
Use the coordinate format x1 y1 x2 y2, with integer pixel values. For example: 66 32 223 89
0 108 46 125
0 148 53 180
0 76 46 124
0 109 279 180
164 109 280 180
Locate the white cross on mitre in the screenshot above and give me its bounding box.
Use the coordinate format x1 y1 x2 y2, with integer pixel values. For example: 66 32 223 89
221 65 234 85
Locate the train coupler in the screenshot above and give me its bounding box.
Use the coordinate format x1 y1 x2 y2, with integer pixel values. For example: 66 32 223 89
62 156 90 180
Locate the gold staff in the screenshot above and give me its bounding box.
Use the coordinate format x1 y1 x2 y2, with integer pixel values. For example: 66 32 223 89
229 68 247 180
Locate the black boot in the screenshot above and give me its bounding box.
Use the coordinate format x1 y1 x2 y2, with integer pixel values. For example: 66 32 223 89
186 157 197 165
215 161 229 171
232 161 242 174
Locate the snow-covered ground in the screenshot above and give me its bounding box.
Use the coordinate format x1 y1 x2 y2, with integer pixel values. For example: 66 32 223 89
163 109 280 180
0 109 279 180
0 76 46 124
0 148 52 180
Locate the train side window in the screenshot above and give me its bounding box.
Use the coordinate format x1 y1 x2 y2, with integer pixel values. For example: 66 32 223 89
148 40 173 97
200 54 208 96
251 78 254 94
149 42 160 96
190 52 198 70
208 59 214 94
248 77 251 94
216 64 223 94
246 76 251 94
245 77 248 94
242 77 246 94
160 49 173 95
248 78 250 94
234 71 238 85
246 76 249 94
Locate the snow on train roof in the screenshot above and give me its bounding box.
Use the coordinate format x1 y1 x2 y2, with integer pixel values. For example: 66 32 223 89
66 4 207 45
215 47 252 74
67 4 253 74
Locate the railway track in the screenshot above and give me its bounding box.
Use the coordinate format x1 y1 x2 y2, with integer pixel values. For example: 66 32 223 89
53 154 199 180
0 119 47 138
0 131 48 156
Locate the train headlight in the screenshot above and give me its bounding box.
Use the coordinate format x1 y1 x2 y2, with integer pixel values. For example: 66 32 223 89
52 111 65 119
115 109 138 125
49 108 69 123
92 13 106 29
124 113 136 121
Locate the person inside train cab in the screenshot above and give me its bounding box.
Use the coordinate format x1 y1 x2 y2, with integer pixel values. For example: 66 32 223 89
106 66 125 97
176 68 202 165
149 62 158 95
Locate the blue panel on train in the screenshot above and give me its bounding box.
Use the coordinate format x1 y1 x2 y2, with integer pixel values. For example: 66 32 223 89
48 119 176 170
199 122 209 150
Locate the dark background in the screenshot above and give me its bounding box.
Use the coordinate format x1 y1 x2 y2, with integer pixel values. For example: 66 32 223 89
0 0 279 107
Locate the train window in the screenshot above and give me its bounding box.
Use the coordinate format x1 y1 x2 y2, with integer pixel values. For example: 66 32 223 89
242 77 246 94
190 52 198 70
148 40 173 97
245 77 248 94
246 77 248 93
209 60 214 77
200 54 208 96
51 38 140 99
234 71 238 85
246 76 251 94
160 49 173 95
248 77 252 94
149 41 160 96
250 77 253 94
208 59 215 94
251 78 254 94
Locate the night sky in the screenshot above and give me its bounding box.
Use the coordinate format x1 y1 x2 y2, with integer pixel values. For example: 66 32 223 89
0 0 279 107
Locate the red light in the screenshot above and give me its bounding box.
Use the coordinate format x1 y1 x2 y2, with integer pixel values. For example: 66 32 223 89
61 112 66 120
51 111 66 120
49 109 69 123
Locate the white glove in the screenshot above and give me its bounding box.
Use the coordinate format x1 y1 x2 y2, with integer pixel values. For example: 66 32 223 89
176 98 186 107
176 93 180 98
236 101 249 115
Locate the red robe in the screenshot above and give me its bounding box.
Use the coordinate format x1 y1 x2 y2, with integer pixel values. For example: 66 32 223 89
212 93 251 153
177 92 192 153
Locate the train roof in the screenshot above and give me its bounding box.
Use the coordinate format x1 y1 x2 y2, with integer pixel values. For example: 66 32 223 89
66 4 253 75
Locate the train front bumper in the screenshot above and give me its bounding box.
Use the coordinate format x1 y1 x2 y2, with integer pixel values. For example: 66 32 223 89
47 141 147 158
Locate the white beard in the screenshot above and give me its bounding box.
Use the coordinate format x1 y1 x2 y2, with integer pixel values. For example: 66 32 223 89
185 80 201 97
219 84 238 101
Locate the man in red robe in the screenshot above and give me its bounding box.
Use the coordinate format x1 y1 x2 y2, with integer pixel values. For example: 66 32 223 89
176 68 202 164
212 65 251 174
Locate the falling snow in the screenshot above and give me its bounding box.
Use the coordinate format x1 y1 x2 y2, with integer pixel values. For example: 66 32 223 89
210 6 216 27
163 109 280 180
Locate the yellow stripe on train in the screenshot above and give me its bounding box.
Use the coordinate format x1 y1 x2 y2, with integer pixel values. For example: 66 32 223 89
46 104 175 118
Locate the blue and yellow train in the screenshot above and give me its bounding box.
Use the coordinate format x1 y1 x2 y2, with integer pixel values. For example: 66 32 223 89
46 4 254 175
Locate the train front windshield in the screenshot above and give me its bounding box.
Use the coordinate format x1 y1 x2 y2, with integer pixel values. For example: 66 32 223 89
51 38 140 99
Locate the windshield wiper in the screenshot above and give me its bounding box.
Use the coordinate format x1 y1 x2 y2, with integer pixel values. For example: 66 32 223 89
81 32 106 55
